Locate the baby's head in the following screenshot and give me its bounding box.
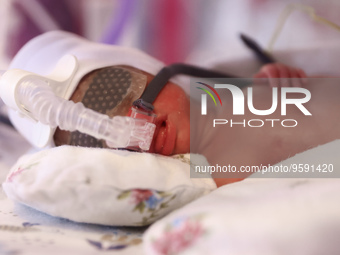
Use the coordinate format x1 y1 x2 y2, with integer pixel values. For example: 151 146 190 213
7 31 191 155
54 65 190 156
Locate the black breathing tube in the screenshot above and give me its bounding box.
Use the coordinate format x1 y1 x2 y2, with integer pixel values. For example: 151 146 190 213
133 63 237 112
239 33 276 64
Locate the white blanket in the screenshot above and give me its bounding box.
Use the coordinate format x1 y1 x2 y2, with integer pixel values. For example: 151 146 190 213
144 140 340 255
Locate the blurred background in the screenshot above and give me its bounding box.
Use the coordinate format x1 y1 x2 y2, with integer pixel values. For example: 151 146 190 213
1 0 340 70
0 0 340 166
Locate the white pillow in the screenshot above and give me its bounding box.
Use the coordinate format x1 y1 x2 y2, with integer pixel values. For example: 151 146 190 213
2 146 216 226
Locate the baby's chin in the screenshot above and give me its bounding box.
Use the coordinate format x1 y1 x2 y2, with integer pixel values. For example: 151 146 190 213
173 144 190 155
172 135 190 155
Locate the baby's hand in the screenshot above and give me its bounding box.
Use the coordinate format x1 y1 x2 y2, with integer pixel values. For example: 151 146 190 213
253 63 307 87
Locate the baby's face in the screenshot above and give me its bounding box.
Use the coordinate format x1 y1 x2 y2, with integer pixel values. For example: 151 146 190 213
54 65 190 156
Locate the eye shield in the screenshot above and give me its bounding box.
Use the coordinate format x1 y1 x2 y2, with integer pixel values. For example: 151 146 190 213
54 65 155 149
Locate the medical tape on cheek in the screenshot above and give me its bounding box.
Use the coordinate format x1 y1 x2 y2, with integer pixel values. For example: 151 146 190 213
69 67 147 148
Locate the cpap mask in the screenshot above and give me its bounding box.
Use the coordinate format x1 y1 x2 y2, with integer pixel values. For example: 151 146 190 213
0 31 161 151
0 57 155 151
0 31 233 151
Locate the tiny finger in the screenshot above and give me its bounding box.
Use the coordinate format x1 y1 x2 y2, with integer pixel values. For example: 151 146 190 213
277 64 290 87
297 68 308 85
262 65 280 87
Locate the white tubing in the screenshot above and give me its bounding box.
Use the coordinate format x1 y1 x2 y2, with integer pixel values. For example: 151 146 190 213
267 3 340 52
17 78 155 150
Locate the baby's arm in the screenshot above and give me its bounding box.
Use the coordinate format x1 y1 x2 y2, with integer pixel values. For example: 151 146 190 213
253 63 307 87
